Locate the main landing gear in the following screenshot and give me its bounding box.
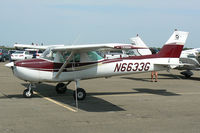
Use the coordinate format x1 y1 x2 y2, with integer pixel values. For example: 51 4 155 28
180 70 193 78
23 81 87 100
55 82 68 94
55 80 86 100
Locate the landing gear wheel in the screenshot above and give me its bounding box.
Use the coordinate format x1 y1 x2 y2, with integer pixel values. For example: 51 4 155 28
180 70 193 79
56 83 67 94
73 88 86 101
23 89 33 98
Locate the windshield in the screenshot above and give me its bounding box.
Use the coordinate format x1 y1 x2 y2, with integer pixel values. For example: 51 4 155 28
41 48 103 63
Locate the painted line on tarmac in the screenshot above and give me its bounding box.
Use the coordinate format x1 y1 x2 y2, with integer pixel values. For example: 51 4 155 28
34 91 77 112
179 92 200 95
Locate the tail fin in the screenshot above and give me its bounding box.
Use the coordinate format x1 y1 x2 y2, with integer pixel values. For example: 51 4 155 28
130 36 152 55
130 36 147 47
157 31 189 58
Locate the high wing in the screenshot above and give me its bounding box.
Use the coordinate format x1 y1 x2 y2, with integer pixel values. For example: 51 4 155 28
51 43 147 52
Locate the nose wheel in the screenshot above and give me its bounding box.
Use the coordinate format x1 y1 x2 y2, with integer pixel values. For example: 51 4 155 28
23 84 34 98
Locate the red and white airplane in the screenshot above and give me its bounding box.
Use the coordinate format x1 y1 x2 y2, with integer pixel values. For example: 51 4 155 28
6 30 189 100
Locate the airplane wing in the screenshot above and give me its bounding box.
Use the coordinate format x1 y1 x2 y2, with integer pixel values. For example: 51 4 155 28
51 43 147 52
14 44 65 50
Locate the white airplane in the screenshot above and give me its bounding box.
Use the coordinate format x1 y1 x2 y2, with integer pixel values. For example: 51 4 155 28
104 35 152 59
177 48 200 78
6 31 189 100
129 35 152 56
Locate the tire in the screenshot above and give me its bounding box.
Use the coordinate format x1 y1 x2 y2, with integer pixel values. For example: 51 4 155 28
23 89 33 98
73 88 86 100
56 83 67 94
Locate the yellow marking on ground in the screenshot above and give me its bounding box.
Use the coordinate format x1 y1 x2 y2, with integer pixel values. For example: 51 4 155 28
179 92 200 95
34 91 77 112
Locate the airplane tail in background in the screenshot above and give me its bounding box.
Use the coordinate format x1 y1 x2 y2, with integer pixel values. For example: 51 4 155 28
157 31 189 58
130 36 152 55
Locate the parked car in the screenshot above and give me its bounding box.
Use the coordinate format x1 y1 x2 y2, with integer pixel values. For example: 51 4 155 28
25 49 44 58
8 50 17 62
11 51 33 61
0 49 9 62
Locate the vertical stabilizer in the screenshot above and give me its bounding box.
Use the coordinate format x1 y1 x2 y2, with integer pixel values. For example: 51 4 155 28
157 31 189 58
130 36 152 55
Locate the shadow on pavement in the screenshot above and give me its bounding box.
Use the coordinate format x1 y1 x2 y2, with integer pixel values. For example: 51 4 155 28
0 83 180 112
134 88 180 96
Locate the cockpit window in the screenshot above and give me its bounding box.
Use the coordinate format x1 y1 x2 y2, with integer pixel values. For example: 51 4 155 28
41 48 53 60
41 48 103 63
187 54 195 58
87 51 103 61
70 53 80 62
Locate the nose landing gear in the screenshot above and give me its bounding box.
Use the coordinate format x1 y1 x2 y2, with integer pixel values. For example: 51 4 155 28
23 84 34 98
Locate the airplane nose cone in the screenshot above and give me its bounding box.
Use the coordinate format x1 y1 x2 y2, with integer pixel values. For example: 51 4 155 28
5 62 14 68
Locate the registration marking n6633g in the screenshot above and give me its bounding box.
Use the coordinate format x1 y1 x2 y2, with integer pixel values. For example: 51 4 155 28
114 62 150 72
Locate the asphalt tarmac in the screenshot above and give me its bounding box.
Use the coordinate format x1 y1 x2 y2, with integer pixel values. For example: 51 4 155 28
0 62 200 133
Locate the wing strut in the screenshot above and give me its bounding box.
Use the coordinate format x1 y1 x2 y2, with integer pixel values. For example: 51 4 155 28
54 51 75 79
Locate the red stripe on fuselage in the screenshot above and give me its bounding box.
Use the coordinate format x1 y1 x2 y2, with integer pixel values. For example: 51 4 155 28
15 59 54 71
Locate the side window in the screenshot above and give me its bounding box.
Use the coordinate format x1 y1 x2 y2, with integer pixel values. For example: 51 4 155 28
73 54 80 62
87 51 103 61
25 51 29 55
68 53 80 63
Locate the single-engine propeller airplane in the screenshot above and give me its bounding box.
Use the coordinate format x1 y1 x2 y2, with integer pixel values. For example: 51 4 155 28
6 30 189 100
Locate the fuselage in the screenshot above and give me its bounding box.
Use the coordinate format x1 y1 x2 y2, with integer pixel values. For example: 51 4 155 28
12 55 177 83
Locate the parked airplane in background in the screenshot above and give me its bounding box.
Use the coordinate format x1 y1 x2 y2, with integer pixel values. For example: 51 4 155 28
129 34 200 78
6 31 189 100
129 35 152 56
104 35 152 59
177 48 200 78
